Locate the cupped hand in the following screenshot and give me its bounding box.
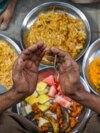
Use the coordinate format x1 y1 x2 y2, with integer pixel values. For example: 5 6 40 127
12 42 46 98
46 47 82 96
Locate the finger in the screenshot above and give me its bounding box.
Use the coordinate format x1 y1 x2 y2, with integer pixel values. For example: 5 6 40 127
38 50 45 61
56 63 62 71
46 56 54 62
72 61 80 72
32 43 46 62
24 41 44 55
19 42 45 61
46 47 72 62
35 44 46 56
32 49 45 63
46 47 63 60
48 47 67 57
0 19 9 30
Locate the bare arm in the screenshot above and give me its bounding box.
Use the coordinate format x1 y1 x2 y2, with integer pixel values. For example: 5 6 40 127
71 84 100 114
0 42 45 114
47 47 100 114
0 88 24 113
8 0 17 9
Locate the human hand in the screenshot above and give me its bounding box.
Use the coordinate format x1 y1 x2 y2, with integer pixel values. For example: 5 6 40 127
12 42 45 98
46 47 82 96
0 0 17 30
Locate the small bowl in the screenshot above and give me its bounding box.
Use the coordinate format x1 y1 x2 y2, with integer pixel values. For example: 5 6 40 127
17 66 91 133
20 2 91 66
82 38 100 96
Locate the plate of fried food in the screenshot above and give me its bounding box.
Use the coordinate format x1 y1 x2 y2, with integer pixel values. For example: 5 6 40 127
0 34 21 89
17 67 91 133
20 2 91 66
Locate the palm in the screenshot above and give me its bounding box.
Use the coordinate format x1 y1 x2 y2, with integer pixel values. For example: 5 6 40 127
47 47 80 96
12 42 45 97
59 60 80 95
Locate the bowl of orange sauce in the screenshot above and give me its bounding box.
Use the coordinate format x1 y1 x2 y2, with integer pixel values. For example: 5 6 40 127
82 38 100 95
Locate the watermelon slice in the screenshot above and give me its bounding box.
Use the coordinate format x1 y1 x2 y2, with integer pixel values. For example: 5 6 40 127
54 95 72 109
57 85 63 95
62 95 72 102
43 75 55 86
54 73 60 84
48 85 57 97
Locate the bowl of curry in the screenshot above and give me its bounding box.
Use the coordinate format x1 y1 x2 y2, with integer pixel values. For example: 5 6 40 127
82 38 100 96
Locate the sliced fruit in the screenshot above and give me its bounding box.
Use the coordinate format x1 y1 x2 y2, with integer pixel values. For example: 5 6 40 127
54 95 72 109
57 85 63 95
54 73 60 83
43 75 55 86
32 91 38 97
46 115 59 133
45 100 52 105
62 95 72 102
38 94 50 104
38 104 49 112
25 104 32 114
36 82 47 94
38 117 49 127
25 96 38 105
48 85 57 97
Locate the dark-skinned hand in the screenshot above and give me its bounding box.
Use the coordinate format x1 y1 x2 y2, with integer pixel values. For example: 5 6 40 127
12 42 45 98
46 47 82 96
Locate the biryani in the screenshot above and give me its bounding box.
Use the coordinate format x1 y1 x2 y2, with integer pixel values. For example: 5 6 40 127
88 57 100 93
25 11 86 64
0 40 18 89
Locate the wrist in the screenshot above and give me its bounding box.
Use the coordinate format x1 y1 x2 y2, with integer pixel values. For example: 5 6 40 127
70 82 88 101
10 87 26 103
0 87 24 113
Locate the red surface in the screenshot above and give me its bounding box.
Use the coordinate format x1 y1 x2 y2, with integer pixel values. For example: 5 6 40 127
39 70 54 81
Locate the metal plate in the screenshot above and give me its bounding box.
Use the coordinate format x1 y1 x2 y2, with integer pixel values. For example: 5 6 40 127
17 66 91 133
0 34 22 89
0 34 21 54
20 2 91 66
82 38 100 96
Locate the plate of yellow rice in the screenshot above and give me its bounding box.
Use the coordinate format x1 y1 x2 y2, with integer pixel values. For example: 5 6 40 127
0 34 21 89
21 2 91 66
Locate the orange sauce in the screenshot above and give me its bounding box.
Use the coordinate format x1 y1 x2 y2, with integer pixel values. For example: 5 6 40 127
88 57 100 92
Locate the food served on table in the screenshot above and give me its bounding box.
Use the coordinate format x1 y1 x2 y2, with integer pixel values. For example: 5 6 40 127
87 57 100 93
0 40 18 89
21 74 83 132
24 11 86 64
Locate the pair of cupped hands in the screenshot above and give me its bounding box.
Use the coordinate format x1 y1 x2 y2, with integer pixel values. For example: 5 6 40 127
12 42 82 100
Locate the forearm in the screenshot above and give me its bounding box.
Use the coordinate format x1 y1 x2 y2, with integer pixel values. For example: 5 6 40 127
0 88 25 114
71 84 100 114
